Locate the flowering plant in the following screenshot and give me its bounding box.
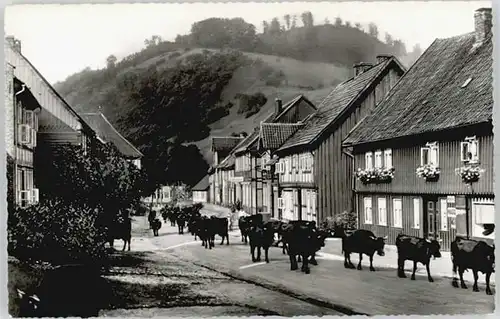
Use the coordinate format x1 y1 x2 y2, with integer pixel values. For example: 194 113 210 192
416 164 441 181
355 167 395 184
455 165 485 183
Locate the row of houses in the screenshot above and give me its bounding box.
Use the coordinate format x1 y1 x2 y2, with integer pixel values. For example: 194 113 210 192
5 36 143 208
203 8 494 250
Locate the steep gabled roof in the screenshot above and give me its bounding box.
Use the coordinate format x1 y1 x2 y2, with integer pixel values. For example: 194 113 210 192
259 123 305 150
277 57 404 152
211 136 244 153
234 130 260 155
80 112 143 158
343 32 492 146
192 175 209 191
217 153 236 170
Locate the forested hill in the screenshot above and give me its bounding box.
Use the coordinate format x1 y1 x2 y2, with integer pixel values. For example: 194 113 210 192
53 13 422 191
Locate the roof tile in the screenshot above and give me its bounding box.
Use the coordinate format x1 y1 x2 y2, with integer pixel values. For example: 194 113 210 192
259 123 305 150
344 33 492 145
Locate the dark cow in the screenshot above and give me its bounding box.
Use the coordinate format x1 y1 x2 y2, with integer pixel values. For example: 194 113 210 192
176 212 187 234
194 216 214 249
239 214 263 244
16 264 111 317
188 213 202 240
451 236 495 295
151 218 162 237
265 219 286 248
147 210 156 229
281 220 317 255
208 216 230 246
248 221 275 263
341 229 387 271
395 234 441 282
282 221 328 274
108 217 132 251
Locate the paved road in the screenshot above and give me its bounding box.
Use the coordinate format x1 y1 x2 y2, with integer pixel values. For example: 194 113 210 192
103 216 344 317
141 217 495 316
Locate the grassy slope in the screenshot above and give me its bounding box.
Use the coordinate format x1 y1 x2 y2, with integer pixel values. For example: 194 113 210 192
59 48 351 166
176 50 350 165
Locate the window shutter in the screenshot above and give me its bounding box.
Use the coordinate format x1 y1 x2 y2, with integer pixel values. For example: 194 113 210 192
460 142 470 162
384 149 392 168
471 139 479 162
413 198 420 229
374 151 382 168
420 147 430 166
365 152 373 169
440 198 448 231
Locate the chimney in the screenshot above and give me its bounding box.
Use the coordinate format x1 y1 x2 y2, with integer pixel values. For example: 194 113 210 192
275 98 283 115
376 54 392 64
353 62 374 76
6 36 21 53
474 8 492 45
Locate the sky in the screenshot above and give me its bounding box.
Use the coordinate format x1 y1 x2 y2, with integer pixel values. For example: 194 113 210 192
5 1 490 84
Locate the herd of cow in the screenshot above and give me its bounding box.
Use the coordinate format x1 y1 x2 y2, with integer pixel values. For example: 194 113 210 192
147 208 495 296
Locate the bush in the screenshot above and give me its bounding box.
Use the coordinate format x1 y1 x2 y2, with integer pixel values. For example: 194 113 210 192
335 210 357 231
236 92 268 117
8 199 108 266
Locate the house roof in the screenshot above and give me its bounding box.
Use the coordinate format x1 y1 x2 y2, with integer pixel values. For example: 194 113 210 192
233 94 315 155
343 32 492 146
277 58 403 152
233 130 260 155
80 112 143 159
192 175 209 191
259 123 305 150
211 136 244 153
217 153 236 170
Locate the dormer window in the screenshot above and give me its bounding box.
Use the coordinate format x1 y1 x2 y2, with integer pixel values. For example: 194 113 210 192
421 142 439 166
461 136 479 163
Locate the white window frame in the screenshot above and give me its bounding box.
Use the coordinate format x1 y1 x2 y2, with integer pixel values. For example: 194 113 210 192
384 149 393 168
365 152 373 170
413 198 421 229
393 198 403 228
374 150 383 168
421 142 439 166
440 198 448 231
461 136 480 164
378 197 387 226
364 197 373 224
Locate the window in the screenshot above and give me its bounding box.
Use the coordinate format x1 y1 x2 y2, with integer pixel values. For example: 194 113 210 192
413 198 421 229
440 198 448 231
461 137 479 163
472 199 495 238
364 197 373 224
365 152 373 169
378 198 387 226
421 142 439 166
384 149 392 168
393 198 402 228
374 151 383 168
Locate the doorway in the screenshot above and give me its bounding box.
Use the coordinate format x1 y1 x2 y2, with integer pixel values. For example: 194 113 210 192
423 197 439 240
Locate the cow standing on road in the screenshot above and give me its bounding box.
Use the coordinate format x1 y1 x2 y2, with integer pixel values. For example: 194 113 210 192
147 210 156 229
282 221 328 274
248 221 275 263
239 214 263 244
151 218 162 237
195 216 214 249
341 229 386 271
395 234 441 282
208 216 230 246
108 216 132 251
177 212 187 234
451 236 495 295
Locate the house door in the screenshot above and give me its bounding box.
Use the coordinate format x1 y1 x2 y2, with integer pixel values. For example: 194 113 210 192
423 197 439 240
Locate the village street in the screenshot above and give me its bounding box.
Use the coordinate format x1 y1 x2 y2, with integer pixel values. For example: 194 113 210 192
99 216 345 317
106 214 495 317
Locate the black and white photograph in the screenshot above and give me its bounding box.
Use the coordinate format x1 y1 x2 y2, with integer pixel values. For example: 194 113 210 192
4 0 496 317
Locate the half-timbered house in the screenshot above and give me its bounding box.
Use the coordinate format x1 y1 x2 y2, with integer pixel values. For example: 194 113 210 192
274 56 405 223
342 8 493 250
209 136 245 205
232 95 317 214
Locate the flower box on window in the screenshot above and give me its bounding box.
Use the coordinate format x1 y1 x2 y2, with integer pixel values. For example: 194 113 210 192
455 165 485 184
416 164 441 182
355 167 395 184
